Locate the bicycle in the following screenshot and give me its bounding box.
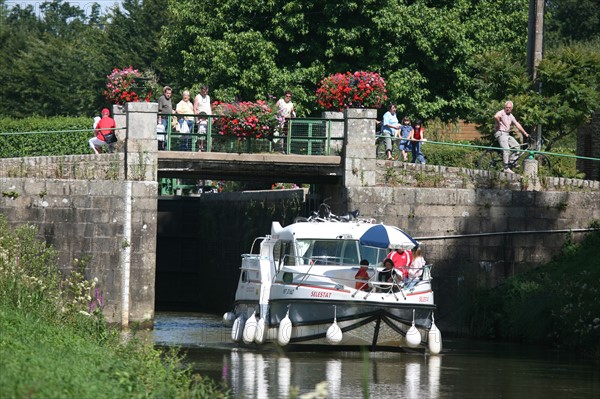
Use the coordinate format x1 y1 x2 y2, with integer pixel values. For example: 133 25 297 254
477 137 552 174
295 201 361 223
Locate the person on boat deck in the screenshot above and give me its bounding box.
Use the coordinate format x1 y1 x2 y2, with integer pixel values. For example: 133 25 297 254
378 258 395 283
355 259 371 291
408 247 425 280
387 247 413 280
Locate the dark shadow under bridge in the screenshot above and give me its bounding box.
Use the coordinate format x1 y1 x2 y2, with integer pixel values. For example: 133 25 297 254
157 151 343 184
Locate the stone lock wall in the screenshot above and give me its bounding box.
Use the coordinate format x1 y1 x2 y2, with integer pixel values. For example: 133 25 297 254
0 102 158 327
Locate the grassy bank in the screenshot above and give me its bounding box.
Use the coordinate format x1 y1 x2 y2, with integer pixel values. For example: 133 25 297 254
0 216 229 398
464 225 600 357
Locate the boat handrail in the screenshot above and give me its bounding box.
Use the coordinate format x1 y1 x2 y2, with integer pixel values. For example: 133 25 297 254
248 236 267 255
277 264 413 293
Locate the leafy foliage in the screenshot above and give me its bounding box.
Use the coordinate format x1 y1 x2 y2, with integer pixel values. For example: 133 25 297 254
159 0 530 118
546 0 600 45
0 215 231 398
421 140 480 169
0 1 113 117
0 116 96 157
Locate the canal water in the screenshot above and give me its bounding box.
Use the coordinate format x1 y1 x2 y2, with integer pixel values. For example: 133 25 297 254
153 312 599 399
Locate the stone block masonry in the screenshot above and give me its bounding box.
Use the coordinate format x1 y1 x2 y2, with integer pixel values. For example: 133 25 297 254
0 178 157 326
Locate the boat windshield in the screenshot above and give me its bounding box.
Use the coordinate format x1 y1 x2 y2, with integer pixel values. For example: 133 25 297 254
295 239 386 266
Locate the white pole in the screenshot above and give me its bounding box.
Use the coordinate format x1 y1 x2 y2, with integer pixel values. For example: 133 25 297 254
121 180 133 327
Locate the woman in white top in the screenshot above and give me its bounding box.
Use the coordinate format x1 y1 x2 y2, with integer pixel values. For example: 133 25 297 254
276 90 296 118
176 90 195 150
408 247 425 279
193 86 211 151
194 85 212 117
275 91 296 152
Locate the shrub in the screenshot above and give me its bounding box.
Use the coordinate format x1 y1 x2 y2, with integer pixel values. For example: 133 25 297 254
0 116 94 157
421 140 480 169
464 228 600 355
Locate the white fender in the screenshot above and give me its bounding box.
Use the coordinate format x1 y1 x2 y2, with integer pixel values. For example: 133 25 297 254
223 312 236 327
231 315 245 343
326 321 343 345
326 305 343 345
428 316 442 355
405 309 421 348
277 312 292 346
243 311 258 344
255 317 267 344
406 324 421 348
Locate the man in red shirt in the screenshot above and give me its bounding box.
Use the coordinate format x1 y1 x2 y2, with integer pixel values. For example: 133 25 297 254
89 108 117 154
387 248 413 279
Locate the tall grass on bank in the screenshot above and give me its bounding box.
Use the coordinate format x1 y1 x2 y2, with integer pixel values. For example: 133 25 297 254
464 224 600 358
0 216 229 398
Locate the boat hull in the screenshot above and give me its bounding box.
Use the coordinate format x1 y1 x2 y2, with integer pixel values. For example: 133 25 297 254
233 297 434 349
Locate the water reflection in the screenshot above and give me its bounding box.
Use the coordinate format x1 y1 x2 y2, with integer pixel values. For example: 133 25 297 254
278 356 291 398
428 355 441 398
188 346 442 398
155 312 599 399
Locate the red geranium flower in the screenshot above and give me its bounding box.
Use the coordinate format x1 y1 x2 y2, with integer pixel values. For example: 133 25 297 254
316 71 387 111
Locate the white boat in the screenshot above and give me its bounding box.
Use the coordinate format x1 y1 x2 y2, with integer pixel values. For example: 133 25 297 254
224 212 442 353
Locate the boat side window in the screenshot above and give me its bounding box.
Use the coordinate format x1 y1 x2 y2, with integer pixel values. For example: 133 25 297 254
273 240 294 270
340 241 360 265
359 245 385 268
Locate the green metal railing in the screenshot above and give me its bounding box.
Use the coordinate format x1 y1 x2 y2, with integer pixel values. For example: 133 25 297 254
159 114 343 156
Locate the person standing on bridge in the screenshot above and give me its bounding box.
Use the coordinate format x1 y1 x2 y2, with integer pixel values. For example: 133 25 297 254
158 86 174 131
494 100 529 174
275 90 296 153
381 104 400 160
193 86 212 152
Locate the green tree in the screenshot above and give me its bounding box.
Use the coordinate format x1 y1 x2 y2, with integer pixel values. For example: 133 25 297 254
0 0 112 117
546 0 600 45
159 0 530 118
467 43 600 150
105 0 168 79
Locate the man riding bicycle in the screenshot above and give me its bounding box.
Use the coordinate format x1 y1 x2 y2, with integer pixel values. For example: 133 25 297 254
494 101 529 173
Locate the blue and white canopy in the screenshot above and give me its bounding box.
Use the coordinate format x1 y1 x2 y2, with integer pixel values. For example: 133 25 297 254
358 224 418 250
